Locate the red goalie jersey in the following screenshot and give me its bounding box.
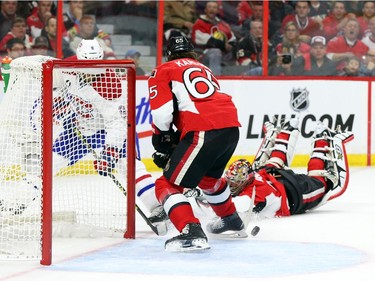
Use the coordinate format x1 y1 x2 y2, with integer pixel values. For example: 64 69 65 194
148 58 240 137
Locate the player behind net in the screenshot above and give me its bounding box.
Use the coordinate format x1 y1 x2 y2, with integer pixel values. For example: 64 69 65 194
30 39 167 226
187 117 354 225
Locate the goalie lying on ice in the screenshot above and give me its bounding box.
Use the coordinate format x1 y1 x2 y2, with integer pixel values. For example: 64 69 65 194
187 117 354 225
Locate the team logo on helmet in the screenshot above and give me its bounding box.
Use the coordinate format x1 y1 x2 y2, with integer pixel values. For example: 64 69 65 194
290 88 309 112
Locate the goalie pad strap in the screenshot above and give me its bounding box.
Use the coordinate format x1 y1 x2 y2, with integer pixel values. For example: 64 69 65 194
274 139 289 145
271 129 299 166
308 169 338 188
310 151 332 161
272 144 288 154
265 157 285 169
312 147 332 153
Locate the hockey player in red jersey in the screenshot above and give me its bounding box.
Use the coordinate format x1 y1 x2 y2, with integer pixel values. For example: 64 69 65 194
148 35 245 252
220 118 354 223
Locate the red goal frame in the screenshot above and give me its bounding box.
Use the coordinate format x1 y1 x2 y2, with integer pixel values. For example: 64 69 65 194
40 60 136 265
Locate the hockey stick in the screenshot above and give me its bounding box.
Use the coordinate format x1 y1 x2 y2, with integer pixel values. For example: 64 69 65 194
73 128 167 236
248 186 260 236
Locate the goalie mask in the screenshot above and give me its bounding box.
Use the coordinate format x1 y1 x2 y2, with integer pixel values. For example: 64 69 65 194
165 36 194 59
76 39 104 60
225 159 254 196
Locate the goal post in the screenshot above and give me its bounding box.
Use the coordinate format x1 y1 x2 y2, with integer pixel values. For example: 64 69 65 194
0 56 136 265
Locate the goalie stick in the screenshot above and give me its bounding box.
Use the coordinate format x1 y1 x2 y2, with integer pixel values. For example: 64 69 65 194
73 128 168 236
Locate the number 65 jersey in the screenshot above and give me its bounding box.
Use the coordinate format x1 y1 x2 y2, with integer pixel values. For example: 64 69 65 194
148 58 241 137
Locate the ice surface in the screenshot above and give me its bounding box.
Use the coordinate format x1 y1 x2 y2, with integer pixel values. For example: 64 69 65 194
1 167 375 281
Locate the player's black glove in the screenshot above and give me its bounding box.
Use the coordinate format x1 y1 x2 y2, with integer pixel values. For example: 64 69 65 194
152 151 171 169
152 129 179 154
152 129 180 169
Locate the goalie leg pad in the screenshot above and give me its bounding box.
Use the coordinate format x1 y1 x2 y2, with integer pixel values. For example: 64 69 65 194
309 124 354 201
253 120 279 169
266 128 299 168
328 131 354 195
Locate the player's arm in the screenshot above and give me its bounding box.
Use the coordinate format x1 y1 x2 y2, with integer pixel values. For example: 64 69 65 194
148 68 179 168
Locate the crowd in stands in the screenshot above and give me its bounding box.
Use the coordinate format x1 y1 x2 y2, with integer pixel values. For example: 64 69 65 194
2 1 375 77
164 0 375 77
0 0 119 65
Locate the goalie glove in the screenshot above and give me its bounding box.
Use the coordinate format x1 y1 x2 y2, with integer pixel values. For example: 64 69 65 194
94 146 119 176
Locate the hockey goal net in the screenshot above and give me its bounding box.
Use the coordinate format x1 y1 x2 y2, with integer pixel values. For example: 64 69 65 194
0 56 136 265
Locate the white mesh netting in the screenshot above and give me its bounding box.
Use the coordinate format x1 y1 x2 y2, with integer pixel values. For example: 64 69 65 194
0 55 131 260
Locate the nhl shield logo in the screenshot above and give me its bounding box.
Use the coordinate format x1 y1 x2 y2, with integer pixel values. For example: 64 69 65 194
290 88 309 112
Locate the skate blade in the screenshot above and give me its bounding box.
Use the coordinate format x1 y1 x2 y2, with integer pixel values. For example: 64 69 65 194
208 229 248 239
165 238 210 252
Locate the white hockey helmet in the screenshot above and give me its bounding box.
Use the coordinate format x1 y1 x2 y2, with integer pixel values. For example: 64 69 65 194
76 39 104 60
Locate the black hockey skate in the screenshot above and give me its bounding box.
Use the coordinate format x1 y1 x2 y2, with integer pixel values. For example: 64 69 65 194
148 205 168 224
206 211 248 238
165 223 210 252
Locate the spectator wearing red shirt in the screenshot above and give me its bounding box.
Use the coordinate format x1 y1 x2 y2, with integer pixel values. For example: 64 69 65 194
326 18 369 70
269 21 310 76
362 15 375 49
322 1 357 40
356 1 375 38
269 1 294 39
26 0 53 38
0 16 32 56
192 1 237 75
281 1 322 44
236 1 253 26
275 21 311 58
